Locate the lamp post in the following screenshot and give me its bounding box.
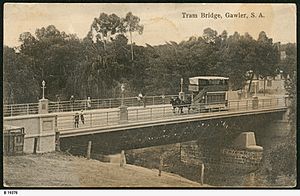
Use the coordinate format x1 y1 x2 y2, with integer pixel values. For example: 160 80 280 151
254 81 257 97
41 80 46 99
180 78 183 93
119 83 128 123
247 70 253 98
179 78 185 101
39 80 49 114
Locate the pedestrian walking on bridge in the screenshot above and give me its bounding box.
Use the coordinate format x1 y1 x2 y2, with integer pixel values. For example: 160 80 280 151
74 113 79 128
138 92 146 108
80 110 85 124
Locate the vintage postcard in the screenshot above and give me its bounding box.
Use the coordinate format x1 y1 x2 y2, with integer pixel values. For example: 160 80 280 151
2 3 297 189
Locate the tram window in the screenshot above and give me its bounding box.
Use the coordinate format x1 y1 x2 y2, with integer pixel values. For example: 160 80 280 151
207 94 225 103
200 80 209 86
210 80 219 85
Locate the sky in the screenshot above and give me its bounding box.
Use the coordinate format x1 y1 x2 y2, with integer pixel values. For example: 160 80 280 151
4 3 296 47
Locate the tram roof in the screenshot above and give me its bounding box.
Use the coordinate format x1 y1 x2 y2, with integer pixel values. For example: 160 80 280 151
189 76 229 80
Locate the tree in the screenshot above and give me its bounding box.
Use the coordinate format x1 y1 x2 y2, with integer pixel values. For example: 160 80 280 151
203 28 218 43
254 31 279 95
89 13 123 46
268 73 296 183
17 25 85 100
5 23 290 103
284 71 296 136
277 43 296 78
3 46 40 103
122 12 144 61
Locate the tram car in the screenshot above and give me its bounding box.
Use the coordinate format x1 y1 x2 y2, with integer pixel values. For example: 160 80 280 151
188 76 229 111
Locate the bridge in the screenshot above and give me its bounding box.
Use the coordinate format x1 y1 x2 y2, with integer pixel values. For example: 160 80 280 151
4 95 289 154
58 97 286 136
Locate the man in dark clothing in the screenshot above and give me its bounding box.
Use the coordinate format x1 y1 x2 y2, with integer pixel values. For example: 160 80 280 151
74 113 79 128
80 110 85 124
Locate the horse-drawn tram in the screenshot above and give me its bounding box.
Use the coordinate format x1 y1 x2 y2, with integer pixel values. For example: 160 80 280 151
188 76 229 112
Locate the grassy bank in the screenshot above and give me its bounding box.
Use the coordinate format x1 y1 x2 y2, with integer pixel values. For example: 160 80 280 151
3 152 202 187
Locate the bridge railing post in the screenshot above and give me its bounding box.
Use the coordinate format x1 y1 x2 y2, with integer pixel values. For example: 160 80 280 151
58 102 60 112
237 101 239 111
262 99 264 108
26 104 29 115
106 112 109 125
55 130 60 151
90 113 92 127
284 96 287 107
33 137 38 154
10 105 13 117
150 108 153 120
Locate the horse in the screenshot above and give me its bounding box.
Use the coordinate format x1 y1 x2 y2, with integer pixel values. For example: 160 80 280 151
170 97 181 113
170 96 192 114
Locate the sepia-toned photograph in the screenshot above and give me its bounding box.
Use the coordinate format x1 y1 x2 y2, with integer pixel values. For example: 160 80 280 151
2 3 297 188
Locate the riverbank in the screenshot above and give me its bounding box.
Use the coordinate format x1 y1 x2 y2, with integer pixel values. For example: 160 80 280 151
3 152 203 187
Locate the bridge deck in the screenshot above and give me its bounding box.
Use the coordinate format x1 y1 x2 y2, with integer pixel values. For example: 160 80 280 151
60 106 287 138
4 97 288 139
